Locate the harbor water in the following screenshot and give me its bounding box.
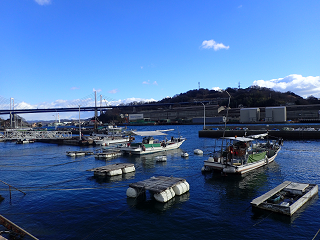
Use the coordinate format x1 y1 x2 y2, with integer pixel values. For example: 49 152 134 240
0 125 320 240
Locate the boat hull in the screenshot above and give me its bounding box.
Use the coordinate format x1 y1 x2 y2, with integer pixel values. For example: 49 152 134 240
203 147 281 175
120 140 185 155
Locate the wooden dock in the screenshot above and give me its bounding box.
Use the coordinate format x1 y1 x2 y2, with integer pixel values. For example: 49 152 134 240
66 151 94 157
0 214 39 240
126 176 190 203
94 150 122 159
87 163 135 177
129 176 186 193
251 181 318 216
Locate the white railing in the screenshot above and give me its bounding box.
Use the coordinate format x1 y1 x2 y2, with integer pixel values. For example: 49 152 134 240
0 131 72 140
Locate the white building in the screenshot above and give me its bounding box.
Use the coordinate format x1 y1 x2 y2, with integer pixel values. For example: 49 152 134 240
240 108 260 123
265 106 286 122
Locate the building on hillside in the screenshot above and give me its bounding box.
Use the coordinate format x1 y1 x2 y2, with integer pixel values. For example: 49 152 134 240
265 107 286 122
285 104 320 121
240 108 260 123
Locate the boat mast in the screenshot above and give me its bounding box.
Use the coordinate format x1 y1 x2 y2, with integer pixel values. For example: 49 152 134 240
221 91 231 153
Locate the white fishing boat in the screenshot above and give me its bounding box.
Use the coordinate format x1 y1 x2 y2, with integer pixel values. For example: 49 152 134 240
118 130 186 155
202 134 283 175
93 125 131 146
94 135 130 146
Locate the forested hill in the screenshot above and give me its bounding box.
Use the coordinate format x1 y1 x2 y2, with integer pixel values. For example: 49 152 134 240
158 86 320 108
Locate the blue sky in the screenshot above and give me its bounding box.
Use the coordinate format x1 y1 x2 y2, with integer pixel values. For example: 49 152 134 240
1 0 320 120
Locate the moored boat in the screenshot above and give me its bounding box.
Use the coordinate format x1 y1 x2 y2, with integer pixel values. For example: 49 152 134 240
118 130 186 155
202 133 283 175
94 135 130 146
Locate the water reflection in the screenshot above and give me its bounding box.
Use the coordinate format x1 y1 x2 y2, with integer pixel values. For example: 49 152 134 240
127 191 190 212
251 194 318 224
203 162 284 201
90 171 136 184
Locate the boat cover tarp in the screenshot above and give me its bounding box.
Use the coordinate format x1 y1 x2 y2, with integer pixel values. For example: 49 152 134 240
132 131 168 136
223 136 254 142
248 151 266 163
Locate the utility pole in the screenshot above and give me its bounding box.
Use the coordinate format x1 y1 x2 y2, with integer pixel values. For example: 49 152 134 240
100 95 102 115
10 98 12 129
94 91 97 133
79 105 81 140
201 102 206 130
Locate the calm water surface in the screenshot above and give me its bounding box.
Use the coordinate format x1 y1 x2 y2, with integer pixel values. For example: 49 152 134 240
0 125 320 240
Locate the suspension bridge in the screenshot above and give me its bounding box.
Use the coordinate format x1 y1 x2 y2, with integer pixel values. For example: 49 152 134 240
0 92 191 116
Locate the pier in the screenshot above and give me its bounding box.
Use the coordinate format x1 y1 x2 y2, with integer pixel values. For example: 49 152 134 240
0 130 72 141
251 181 318 216
199 126 320 140
0 214 39 240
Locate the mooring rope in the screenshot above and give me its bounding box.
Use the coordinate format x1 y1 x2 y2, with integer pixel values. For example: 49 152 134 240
3 197 126 216
312 228 320 240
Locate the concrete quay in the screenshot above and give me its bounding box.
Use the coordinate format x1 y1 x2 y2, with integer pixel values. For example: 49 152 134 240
199 124 320 139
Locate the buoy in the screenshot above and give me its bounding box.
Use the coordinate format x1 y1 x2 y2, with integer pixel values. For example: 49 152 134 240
154 187 175 203
181 152 189 158
207 157 214 162
173 183 184 195
67 152 76 157
194 149 203 155
172 181 190 195
122 166 135 174
107 169 122 176
184 181 190 191
126 187 138 198
76 152 85 156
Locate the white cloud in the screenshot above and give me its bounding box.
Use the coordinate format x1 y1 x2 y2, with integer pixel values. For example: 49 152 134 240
153 81 158 85
212 87 223 92
201 39 230 51
34 0 51 5
108 89 118 94
71 87 79 90
142 80 150 84
93 88 102 93
252 74 320 98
